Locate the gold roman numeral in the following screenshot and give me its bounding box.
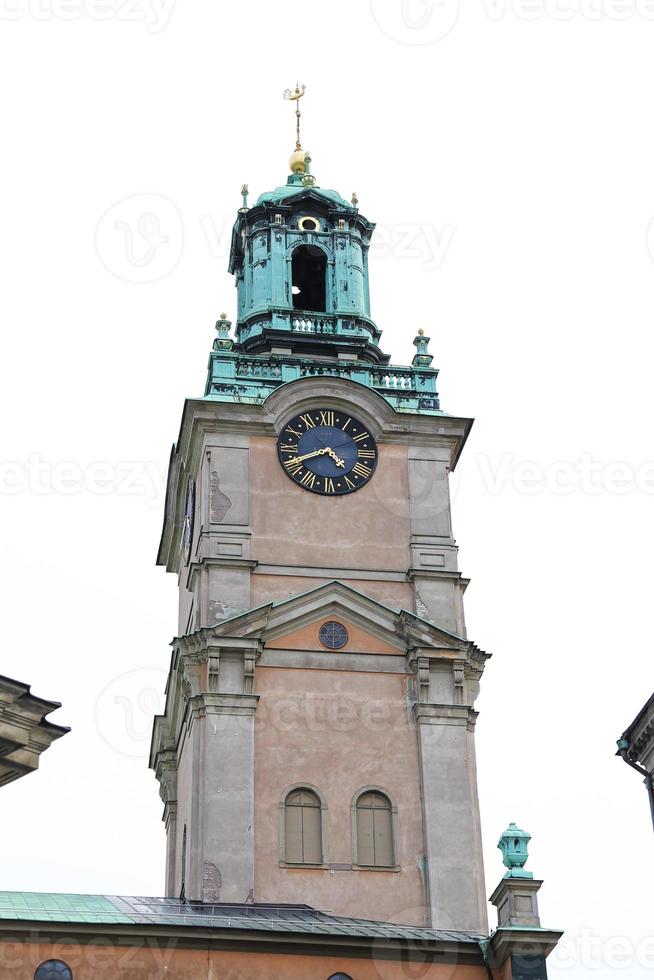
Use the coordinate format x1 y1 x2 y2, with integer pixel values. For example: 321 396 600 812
352 462 372 479
280 443 298 453
343 475 356 489
324 478 335 494
300 470 317 488
286 426 301 438
353 431 370 443
285 459 303 475
342 418 351 431
358 449 375 460
319 411 335 427
300 414 316 429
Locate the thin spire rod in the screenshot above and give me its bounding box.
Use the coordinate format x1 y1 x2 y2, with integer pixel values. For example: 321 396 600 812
283 83 306 151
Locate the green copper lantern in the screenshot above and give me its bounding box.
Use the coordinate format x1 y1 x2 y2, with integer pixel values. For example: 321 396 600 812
498 823 533 879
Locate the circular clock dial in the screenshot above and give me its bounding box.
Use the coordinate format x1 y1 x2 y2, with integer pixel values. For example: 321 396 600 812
277 409 378 495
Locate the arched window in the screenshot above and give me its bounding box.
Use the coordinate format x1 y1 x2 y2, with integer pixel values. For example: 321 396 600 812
292 245 327 312
284 787 323 864
355 790 394 868
34 962 72 980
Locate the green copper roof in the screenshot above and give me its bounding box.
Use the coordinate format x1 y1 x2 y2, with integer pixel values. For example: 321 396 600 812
0 892 485 943
255 173 354 209
0 892 131 924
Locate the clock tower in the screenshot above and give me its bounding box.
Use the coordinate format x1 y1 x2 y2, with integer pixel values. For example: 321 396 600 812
151 94 490 933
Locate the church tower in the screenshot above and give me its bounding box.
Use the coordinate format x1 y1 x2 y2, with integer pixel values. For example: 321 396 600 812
151 88 490 933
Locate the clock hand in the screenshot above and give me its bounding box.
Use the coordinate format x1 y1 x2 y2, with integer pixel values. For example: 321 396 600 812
326 449 346 468
288 447 346 467
290 447 331 464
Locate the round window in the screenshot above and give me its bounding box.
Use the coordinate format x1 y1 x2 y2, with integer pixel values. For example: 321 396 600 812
299 215 320 232
34 962 73 980
319 622 348 650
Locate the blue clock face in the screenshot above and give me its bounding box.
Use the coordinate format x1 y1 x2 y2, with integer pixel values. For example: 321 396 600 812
277 409 378 495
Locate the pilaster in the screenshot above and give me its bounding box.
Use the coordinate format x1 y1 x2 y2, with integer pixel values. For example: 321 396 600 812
188 692 259 903
413 703 488 933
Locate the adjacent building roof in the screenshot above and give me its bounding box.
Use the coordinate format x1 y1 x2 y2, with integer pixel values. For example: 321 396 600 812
0 892 489 968
0 676 69 787
0 892 485 944
620 692 654 773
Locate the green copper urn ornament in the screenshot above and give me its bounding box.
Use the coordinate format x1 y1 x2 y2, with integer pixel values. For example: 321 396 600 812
498 822 533 879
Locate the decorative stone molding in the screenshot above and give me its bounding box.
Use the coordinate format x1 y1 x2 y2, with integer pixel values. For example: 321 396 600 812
0 675 69 788
453 660 466 705
416 657 430 703
413 703 478 731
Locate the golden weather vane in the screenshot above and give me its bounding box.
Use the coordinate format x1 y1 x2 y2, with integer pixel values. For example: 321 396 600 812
283 82 306 151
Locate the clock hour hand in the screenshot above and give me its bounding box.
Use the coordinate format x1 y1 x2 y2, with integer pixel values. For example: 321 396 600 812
288 447 345 467
326 449 346 468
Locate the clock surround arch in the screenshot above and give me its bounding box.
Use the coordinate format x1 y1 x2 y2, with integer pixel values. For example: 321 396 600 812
265 376 389 443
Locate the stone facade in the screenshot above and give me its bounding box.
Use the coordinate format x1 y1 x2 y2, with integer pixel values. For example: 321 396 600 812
151 161 490 933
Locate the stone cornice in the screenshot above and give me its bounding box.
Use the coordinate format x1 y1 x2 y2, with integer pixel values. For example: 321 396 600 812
188 558 258 590
413 703 479 730
620 692 654 768
0 675 69 786
488 927 564 965
190 693 259 718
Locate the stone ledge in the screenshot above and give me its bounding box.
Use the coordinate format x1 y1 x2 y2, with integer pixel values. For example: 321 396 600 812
413 702 478 728
488 926 564 966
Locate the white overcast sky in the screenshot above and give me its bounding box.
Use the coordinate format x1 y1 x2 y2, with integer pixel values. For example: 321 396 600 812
1 3 653 978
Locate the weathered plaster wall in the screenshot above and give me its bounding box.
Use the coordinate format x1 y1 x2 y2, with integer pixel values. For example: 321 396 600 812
0 942 494 979
250 438 411 572
253 666 426 925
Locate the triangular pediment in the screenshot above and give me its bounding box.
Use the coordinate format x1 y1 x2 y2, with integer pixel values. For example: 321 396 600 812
199 581 476 657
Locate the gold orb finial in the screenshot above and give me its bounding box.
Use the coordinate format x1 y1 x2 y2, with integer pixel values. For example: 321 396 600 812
289 149 307 174
418 328 425 336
